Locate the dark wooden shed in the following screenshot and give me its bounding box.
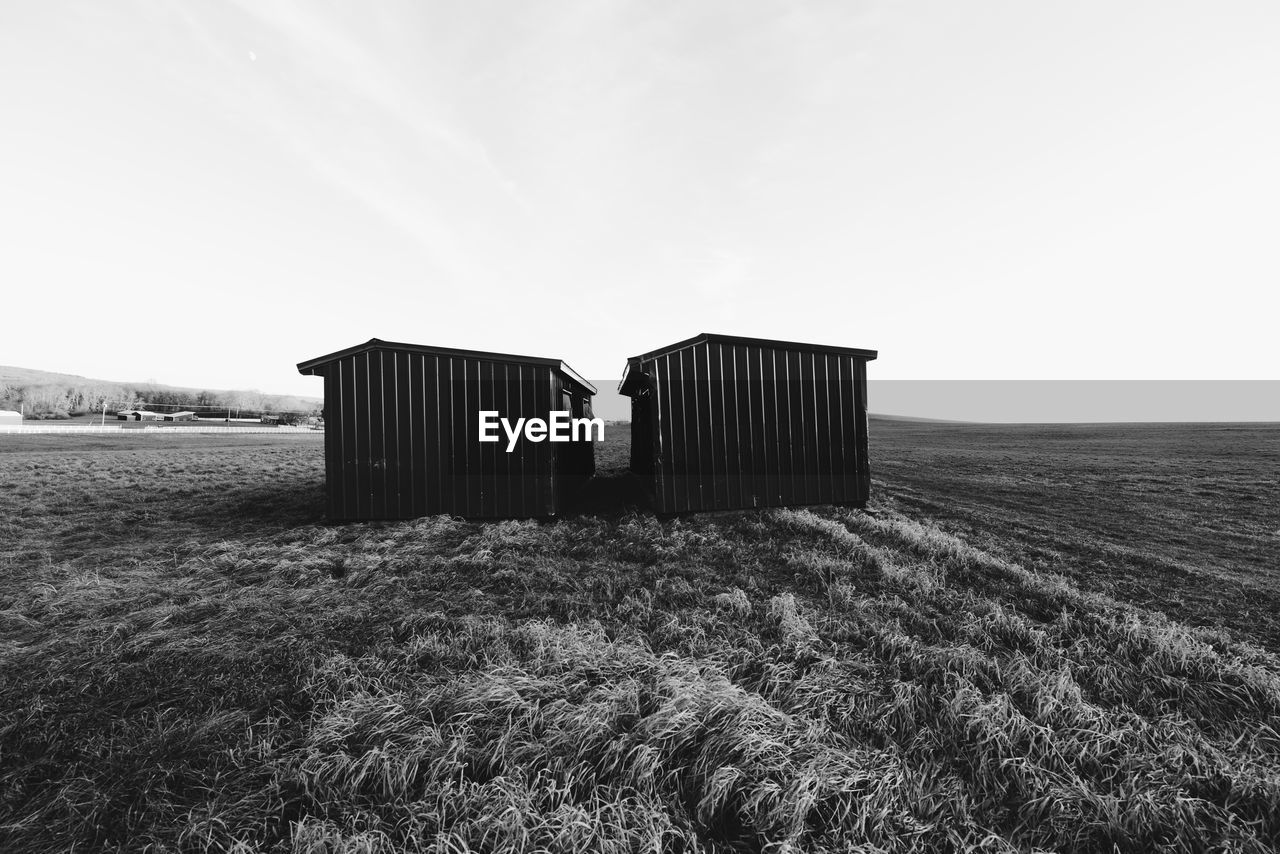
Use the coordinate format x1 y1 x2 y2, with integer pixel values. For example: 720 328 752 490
298 338 597 520
619 333 877 514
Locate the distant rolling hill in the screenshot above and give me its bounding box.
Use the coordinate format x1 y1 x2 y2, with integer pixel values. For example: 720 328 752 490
1 365 320 404
1 364 320 417
0 365 123 388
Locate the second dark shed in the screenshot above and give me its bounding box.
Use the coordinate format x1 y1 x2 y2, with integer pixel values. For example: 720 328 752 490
619 333 877 513
298 338 597 520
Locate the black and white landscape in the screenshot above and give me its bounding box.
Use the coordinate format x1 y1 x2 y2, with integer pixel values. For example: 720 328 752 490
2 3 1279 852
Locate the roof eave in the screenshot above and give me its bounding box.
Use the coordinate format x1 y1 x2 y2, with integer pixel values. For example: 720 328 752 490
297 338 597 395
628 332 878 362
557 363 597 396
617 359 645 396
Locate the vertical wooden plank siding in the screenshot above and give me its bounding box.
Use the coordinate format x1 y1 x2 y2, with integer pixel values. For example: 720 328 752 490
673 347 691 511
760 347 778 507
784 348 803 506
472 361 486 517
365 351 384 519
344 355 359 519
836 354 859 504
457 355 470 517
803 350 824 504
664 353 681 511
737 345 747 509
399 351 414 517
427 355 444 514
496 362 513 515
749 345 770 507
351 352 370 519
658 354 675 513
690 346 708 512
709 343 727 509
548 373 563 517
464 356 477 516
541 371 557 514
827 353 847 504
519 363 537 515
478 360 496 518
812 352 831 504
523 365 540 518
720 342 741 510
692 343 714 511
312 345 593 520
630 339 873 513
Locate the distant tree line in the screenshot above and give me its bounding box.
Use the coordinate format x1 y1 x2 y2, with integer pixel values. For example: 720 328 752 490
0 381 321 421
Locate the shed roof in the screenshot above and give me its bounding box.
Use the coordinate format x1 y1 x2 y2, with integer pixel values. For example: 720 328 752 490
297 338 596 396
629 332 877 363
619 332 877 394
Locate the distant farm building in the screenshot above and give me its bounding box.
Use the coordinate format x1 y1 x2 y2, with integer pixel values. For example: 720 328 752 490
0 410 21 426
117 410 160 421
162 411 195 421
298 338 597 520
619 333 877 514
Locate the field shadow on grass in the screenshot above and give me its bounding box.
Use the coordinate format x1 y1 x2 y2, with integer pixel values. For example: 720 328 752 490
103 477 332 557
215 481 327 527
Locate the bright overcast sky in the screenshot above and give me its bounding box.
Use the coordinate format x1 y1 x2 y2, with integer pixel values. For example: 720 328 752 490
3 1 1277 403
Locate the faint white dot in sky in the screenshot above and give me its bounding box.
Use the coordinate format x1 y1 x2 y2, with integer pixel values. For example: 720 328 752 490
248 50 257 61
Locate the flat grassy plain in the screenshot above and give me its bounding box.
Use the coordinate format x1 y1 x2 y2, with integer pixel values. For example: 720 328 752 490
1 423 1279 852
871 419 1280 650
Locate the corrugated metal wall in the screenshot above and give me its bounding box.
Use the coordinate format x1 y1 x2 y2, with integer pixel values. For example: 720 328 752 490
630 338 872 513
550 372 596 492
319 347 591 520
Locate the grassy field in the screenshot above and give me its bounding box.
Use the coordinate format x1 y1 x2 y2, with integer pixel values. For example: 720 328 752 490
870 418 1280 650
1 423 1279 852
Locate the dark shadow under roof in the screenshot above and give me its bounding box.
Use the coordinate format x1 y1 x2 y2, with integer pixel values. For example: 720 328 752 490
297 338 596 395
